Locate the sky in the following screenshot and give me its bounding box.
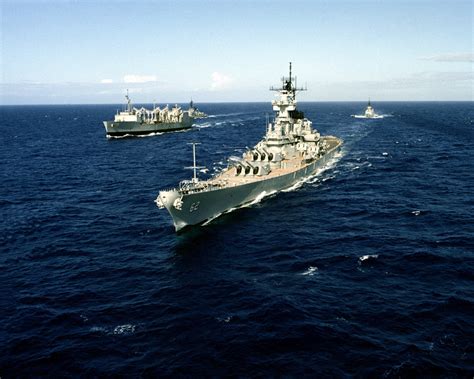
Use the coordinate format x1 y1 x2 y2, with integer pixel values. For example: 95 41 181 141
0 0 472 104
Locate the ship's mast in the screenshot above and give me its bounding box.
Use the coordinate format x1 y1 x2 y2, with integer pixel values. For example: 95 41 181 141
125 89 132 112
186 142 204 183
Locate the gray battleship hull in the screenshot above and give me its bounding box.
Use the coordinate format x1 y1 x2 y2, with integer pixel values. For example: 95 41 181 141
103 118 193 137
159 141 341 231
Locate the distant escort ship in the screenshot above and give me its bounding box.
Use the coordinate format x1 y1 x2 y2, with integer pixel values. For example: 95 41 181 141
103 92 207 137
352 99 383 119
156 63 343 232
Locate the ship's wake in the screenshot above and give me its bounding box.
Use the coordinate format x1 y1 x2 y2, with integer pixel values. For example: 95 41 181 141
106 128 193 139
195 116 257 130
207 112 246 118
195 122 212 129
107 132 164 139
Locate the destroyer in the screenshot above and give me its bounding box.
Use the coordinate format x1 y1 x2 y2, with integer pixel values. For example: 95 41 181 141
156 63 343 231
352 99 383 119
103 91 195 137
188 100 208 119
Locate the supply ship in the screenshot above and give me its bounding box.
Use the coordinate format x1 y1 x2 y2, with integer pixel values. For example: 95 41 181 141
103 92 196 137
156 63 343 231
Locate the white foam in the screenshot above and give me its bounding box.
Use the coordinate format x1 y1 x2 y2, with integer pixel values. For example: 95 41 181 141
196 123 211 129
107 131 164 139
243 190 277 207
307 176 321 184
113 324 136 335
282 179 306 192
322 175 335 182
174 128 193 133
282 153 342 193
202 190 277 226
90 326 107 333
202 212 225 226
209 112 244 118
359 254 378 262
301 266 318 276
90 323 136 335
136 132 164 138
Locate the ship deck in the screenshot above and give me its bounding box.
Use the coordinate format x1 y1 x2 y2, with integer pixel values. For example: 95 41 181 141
208 136 341 188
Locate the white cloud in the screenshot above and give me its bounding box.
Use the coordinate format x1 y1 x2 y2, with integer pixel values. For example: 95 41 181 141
123 74 158 83
210 72 233 90
419 53 474 63
100 79 113 84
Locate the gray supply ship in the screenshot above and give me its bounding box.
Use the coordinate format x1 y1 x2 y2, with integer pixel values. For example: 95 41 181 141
155 63 343 231
103 92 195 137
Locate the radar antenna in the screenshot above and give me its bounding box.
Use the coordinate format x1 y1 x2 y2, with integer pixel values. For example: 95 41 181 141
269 62 307 95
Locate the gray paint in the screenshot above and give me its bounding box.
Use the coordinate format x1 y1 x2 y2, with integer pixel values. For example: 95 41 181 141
156 64 344 232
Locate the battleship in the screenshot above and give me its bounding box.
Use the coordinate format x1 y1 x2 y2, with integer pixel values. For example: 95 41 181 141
352 99 383 119
155 63 343 231
103 92 196 137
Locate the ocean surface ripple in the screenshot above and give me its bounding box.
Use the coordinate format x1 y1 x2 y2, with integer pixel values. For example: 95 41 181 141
1 102 473 376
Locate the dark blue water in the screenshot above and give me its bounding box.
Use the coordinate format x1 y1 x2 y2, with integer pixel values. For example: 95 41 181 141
1 102 473 376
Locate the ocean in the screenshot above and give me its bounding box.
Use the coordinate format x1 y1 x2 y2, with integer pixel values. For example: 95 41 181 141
1 101 473 376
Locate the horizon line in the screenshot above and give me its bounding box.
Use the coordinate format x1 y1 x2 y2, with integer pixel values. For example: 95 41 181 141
1 99 473 106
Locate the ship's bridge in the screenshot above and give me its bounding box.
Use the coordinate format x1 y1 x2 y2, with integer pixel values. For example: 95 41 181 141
270 62 305 123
